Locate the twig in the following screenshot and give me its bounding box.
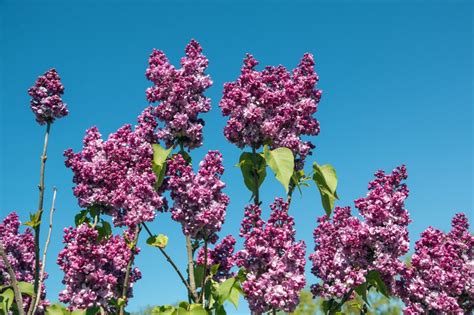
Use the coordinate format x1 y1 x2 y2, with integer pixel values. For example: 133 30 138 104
119 226 141 315
186 235 198 302
141 223 196 299
28 122 51 315
0 240 25 315
200 239 208 304
31 188 57 314
251 147 260 205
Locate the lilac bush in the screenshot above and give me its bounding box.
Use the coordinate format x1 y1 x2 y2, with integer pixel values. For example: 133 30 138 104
57 224 141 311
64 107 163 228
28 68 68 125
397 213 474 314
0 212 48 312
196 235 236 282
235 198 307 313
311 165 410 300
220 53 321 168
145 39 212 150
166 150 229 242
1 39 472 315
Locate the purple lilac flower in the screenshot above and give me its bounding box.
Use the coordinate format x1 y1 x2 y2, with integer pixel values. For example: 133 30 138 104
57 224 141 311
64 107 163 228
0 212 48 312
235 198 306 313
28 68 68 125
219 54 321 168
196 235 236 282
310 165 410 299
397 213 474 314
166 150 229 242
145 40 212 150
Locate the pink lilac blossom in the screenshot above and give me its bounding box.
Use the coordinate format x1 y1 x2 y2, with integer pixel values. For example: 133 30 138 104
397 213 474 314
196 235 236 282
310 165 410 300
28 68 68 125
235 198 306 313
57 224 141 311
0 212 48 312
145 39 212 149
64 107 163 228
219 54 321 169
165 151 229 242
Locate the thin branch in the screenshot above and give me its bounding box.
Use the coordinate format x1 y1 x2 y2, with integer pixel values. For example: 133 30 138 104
251 147 260 205
119 226 141 315
32 122 51 299
200 240 208 304
31 188 57 314
0 240 25 315
141 223 196 298
186 235 198 302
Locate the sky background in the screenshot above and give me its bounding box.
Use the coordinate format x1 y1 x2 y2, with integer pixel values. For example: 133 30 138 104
1 0 472 313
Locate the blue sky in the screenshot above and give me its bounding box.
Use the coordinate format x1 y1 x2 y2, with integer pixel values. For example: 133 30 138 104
1 0 472 313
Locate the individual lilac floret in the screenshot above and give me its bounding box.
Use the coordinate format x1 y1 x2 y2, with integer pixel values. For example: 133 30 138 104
397 213 473 314
310 165 410 299
0 212 48 312
64 107 163 228
220 54 321 168
145 39 212 149
57 224 141 311
235 198 306 313
28 68 68 125
196 235 236 282
166 150 229 242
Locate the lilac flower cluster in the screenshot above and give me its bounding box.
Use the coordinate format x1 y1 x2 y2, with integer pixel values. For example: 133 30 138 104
166 151 229 242
57 224 141 311
64 107 163 228
145 40 212 150
219 54 321 168
397 213 474 314
310 165 410 299
0 212 48 311
28 68 68 125
196 235 236 282
235 198 306 313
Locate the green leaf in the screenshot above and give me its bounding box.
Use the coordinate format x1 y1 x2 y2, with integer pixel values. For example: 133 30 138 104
228 283 240 309
209 264 220 276
45 303 69 315
354 282 369 305
17 281 34 296
313 162 339 216
152 144 172 188
366 270 389 297
194 265 205 288
71 307 100 315
146 234 169 249
151 305 177 315
74 210 89 226
215 277 236 305
0 288 13 312
24 212 41 228
263 145 294 192
238 152 266 196
215 305 226 315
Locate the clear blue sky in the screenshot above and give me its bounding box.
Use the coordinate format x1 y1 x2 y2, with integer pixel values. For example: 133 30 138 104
1 0 472 313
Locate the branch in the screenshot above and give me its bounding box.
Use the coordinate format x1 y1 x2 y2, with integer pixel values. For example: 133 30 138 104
141 223 195 299
32 122 51 302
31 188 57 314
0 240 25 315
119 226 141 315
251 147 260 205
186 235 198 302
